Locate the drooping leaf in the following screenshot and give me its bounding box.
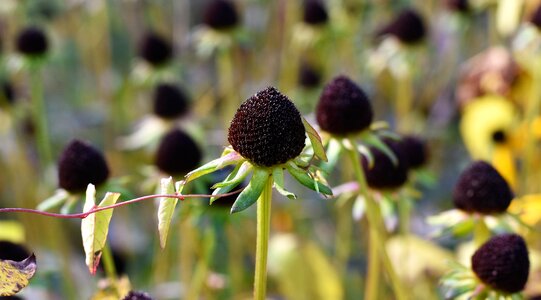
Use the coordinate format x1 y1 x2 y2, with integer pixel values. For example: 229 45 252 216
286 162 333 196
212 161 252 188
184 151 243 183
157 177 177 249
358 144 375 169
210 164 243 204
0 254 37 296
273 168 296 199
362 133 398 166
302 117 327 162
81 184 120 274
37 189 70 211
230 168 270 213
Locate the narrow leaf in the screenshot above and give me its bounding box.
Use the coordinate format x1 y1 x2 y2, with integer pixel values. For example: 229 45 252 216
358 144 375 169
81 185 120 275
37 189 69 211
158 177 177 249
286 163 333 195
273 168 296 199
212 161 252 188
0 254 37 296
363 133 398 165
210 165 243 204
184 151 243 183
230 169 270 213
302 117 327 162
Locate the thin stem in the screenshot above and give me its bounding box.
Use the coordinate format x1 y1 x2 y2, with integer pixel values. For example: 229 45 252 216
217 47 237 130
398 196 411 235
365 227 381 299
473 217 490 248
254 177 273 300
101 244 117 281
30 64 53 168
345 138 407 300
0 189 243 219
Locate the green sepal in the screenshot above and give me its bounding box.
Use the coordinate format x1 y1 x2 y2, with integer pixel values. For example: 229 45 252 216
286 162 332 195
212 161 252 188
184 151 243 183
272 168 296 200
230 168 270 213
358 144 374 169
210 164 244 204
320 138 341 173
302 117 327 162
362 133 398 166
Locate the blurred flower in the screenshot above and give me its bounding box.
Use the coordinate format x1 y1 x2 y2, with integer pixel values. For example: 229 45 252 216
203 0 240 31
298 60 322 89
376 8 426 45
154 128 202 177
152 83 190 120
302 0 329 26
508 194 541 225
361 138 409 191
138 32 173 67
15 26 48 57
446 0 470 13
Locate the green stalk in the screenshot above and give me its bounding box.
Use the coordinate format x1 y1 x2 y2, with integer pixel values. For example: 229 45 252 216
254 176 273 300
185 226 215 300
101 243 117 281
30 64 53 168
345 139 407 300
365 227 381 299
217 47 237 131
398 196 411 235
473 217 490 248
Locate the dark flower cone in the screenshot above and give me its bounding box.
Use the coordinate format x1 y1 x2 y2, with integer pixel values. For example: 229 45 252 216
228 86 305 167
155 129 202 176
298 61 322 88
122 291 155 300
303 0 329 25
316 75 373 135
16 26 48 56
446 0 470 13
376 9 426 44
139 32 173 66
153 83 189 119
453 161 513 214
58 139 110 193
203 0 240 30
0 241 30 261
398 135 428 169
361 139 409 190
531 5 541 29
472 234 530 294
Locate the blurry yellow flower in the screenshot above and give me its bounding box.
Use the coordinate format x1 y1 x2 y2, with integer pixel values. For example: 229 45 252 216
509 194 541 225
460 95 518 187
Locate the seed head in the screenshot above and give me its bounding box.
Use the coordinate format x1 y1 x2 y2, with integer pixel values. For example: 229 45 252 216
122 291 155 300
377 9 426 44
531 5 541 29
361 139 409 190
139 32 173 66
58 139 110 193
228 87 306 167
153 83 189 119
16 26 48 56
316 75 373 135
298 61 322 88
155 129 202 176
472 234 529 293
399 135 428 169
453 161 513 214
446 0 470 13
203 0 240 30
302 0 329 25
0 241 30 261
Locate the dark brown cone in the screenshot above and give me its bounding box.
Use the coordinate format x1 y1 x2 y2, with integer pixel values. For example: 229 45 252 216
155 129 202 176
152 83 189 119
203 0 239 30
16 26 48 56
376 9 426 44
303 0 329 25
139 32 172 66
361 138 409 190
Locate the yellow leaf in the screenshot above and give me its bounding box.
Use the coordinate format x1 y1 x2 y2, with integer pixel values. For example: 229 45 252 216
0 254 37 296
157 177 177 249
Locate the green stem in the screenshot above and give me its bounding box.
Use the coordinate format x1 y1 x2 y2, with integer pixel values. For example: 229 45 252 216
365 227 381 299
30 65 52 168
473 217 490 248
254 177 273 300
101 244 117 281
185 226 214 300
217 48 236 131
398 196 411 235
345 139 407 300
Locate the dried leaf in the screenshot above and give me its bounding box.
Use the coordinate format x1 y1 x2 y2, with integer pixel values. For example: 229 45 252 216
0 254 37 296
157 177 177 249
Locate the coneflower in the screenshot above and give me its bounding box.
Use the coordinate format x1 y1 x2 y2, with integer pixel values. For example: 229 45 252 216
398 135 428 169
203 0 239 30
472 234 529 293
155 129 201 176
453 161 514 214
298 61 322 88
316 75 373 135
138 32 173 67
361 139 409 190
58 139 110 193
0 241 30 261
376 9 426 44
122 291 155 300
152 83 189 120
446 0 470 13
302 0 328 26
16 26 48 56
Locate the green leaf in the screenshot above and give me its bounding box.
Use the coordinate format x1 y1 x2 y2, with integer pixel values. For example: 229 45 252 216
0 254 37 296
212 161 252 188
230 168 270 213
81 185 120 275
210 165 244 204
286 162 333 195
320 138 341 174
37 189 70 211
157 177 177 249
358 144 374 169
184 151 243 183
273 168 296 199
302 117 327 162
362 133 398 166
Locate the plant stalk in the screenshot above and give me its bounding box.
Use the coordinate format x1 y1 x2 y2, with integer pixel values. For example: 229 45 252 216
254 176 273 300
30 64 53 168
101 243 117 281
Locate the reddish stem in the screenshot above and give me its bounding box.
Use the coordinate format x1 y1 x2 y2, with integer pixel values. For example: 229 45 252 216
0 190 243 219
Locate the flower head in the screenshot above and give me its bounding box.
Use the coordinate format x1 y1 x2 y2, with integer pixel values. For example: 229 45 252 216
16 26 48 56
446 0 470 13
398 135 428 169
203 0 240 30
316 75 373 136
152 83 190 120
155 129 202 176
530 4 541 29
0 241 30 261
58 139 110 193
138 32 173 67
376 9 426 45
361 138 409 190
472 234 529 293
302 0 329 26
298 61 322 88
228 86 306 167
453 161 514 214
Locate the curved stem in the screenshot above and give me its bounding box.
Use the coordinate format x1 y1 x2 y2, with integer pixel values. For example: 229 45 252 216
101 244 117 281
254 177 273 300
345 138 407 300
30 64 52 168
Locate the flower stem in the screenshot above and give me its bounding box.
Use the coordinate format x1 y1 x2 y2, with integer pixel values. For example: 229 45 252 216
473 217 490 248
345 138 407 300
30 64 52 168
254 176 273 300
101 243 117 281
